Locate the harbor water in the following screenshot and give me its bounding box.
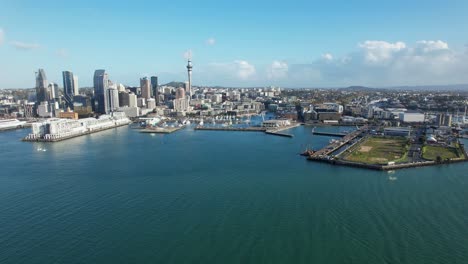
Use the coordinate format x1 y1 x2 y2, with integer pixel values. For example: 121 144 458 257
1 125 467 264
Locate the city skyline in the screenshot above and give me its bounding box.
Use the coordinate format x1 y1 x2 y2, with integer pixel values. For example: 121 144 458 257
1 1 468 88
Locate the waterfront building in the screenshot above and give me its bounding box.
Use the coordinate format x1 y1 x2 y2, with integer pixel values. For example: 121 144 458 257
25 112 131 141
93 69 109 114
35 69 48 103
262 119 291 128
140 77 151 100
59 109 79 120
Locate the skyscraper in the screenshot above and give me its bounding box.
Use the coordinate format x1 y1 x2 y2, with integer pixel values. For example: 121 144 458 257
63 71 78 107
73 75 79 95
140 77 151 100
48 83 59 100
186 60 192 98
93 69 109 114
106 88 120 113
150 76 158 101
35 69 48 103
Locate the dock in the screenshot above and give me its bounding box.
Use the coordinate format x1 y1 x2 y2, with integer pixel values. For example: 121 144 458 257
140 126 186 134
312 131 347 137
194 127 267 132
194 122 301 138
308 127 367 159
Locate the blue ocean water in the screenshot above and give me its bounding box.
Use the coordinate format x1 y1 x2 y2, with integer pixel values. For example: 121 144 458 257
0 125 467 264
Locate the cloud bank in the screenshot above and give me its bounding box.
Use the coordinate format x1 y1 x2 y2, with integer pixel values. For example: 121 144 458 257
197 40 468 87
10 41 40 50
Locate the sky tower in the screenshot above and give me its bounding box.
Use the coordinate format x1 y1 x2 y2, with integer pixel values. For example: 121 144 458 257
186 59 192 98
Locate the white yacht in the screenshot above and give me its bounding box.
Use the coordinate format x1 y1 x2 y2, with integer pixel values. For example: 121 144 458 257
0 119 27 131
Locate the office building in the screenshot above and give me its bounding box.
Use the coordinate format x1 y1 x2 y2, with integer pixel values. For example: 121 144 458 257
93 69 109 114
140 77 151 99
35 69 48 103
151 76 158 102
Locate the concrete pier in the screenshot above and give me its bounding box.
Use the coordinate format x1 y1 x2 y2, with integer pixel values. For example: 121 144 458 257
140 126 186 134
312 131 347 137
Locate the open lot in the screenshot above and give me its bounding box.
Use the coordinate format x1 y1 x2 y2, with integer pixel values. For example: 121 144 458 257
422 145 460 161
343 137 409 165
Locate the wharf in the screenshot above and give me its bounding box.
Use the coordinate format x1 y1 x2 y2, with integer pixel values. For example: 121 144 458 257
195 127 267 132
22 122 131 142
308 127 367 159
312 131 347 137
140 126 186 134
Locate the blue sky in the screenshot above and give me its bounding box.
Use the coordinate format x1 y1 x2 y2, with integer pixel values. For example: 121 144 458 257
1 0 468 88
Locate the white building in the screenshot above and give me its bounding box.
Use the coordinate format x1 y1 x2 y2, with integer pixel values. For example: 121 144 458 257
399 112 425 123
128 93 138 107
37 101 52 118
146 98 156 109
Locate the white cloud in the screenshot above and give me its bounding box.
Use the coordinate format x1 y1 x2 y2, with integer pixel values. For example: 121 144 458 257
359 40 406 64
234 60 256 80
0 28 4 45
267 60 288 79
415 40 449 53
10 41 40 50
203 60 256 83
321 53 334 61
273 40 468 87
206 37 216 46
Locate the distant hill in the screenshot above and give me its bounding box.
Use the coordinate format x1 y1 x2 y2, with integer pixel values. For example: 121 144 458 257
163 81 186 88
387 84 468 91
338 84 468 92
338 86 376 91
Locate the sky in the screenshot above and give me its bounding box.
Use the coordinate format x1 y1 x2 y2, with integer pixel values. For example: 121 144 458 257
0 0 468 88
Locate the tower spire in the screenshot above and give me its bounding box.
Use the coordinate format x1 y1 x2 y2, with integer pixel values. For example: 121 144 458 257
186 59 192 98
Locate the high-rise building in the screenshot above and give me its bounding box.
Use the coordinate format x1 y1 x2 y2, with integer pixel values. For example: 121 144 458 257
176 87 186 99
151 76 158 102
140 77 151 99
48 83 59 100
128 93 138 107
93 69 109 114
73 75 79 95
106 88 120 113
63 71 78 107
35 69 48 103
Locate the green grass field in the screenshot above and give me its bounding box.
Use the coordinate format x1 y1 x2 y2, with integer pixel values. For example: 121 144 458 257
343 137 409 165
422 145 460 161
